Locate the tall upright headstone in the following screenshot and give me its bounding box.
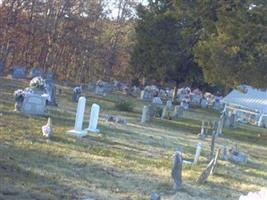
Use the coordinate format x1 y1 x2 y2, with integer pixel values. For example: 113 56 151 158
194 142 203 164
172 105 184 119
161 106 168 119
0 62 4 76
67 96 87 137
141 105 150 123
46 81 57 106
166 100 172 109
171 151 183 190
86 103 100 133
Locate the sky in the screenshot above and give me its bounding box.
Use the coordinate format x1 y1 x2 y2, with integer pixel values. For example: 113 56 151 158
108 0 148 19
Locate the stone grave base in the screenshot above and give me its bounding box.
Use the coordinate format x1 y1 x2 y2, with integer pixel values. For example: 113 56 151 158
67 129 87 137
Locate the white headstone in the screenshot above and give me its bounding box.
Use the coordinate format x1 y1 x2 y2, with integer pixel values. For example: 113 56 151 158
140 90 145 99
193 142 203 164
152 96 162 105
86 103 100 133
166 100 172 109
67 96 87 137
200 98 208 108
141 105 150 123
180 100 189 110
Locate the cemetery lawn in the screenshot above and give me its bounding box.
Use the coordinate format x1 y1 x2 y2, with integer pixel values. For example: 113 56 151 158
0 77 267 200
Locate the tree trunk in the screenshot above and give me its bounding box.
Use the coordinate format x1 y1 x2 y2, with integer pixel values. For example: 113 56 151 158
172 81 179 103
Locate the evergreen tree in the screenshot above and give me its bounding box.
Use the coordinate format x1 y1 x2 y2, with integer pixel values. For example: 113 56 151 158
130 0 203 101
192 0 267 88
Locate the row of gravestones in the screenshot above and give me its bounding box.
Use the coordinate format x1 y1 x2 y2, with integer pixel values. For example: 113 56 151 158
141 103 184 123
0 64 55 80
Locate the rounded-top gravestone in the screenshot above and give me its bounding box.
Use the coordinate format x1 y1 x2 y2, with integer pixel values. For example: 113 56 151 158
12 66 26 79
29 68 44 78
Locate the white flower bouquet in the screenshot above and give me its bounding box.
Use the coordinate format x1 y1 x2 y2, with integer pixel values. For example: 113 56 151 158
13 89 25 102
29 76 46 90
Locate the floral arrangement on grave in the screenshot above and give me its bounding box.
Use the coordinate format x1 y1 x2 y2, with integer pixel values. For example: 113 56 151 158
29 76 46 91
13 89 25 111
73 86 82 94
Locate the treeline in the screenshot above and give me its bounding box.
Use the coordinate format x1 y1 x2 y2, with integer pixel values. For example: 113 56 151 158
1 0 266 89
130 0 267 89
0 0 137 82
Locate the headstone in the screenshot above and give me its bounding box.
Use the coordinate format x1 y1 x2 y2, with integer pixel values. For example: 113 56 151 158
166 100 172 109
67 96 87 137
171 151 183 189
21 93 48 115
88 82 96 92
193 142 203 164
213 101 223 110
141 105 150 123
224 112 238 128
222 145 229 160
12 66 26 78
46 81 57 106
151 192 161 200
29 68 44 78
216 118 223 135
210 130 217 159
210 148 221 175
0 62 4 75
200 98 208 108
140 89 154 101
102 83 114 93
42 117 53 138
72 86 82 102
197 148 221 184
86 103 100 133
239 189 267 200
152 96 163 105
161 106 168 119
46 71 56 81
140 90 145 100
191 95 202 105
172 105 184 119
198 121 208 140
229 113 237 128
180 100 189 110
95 85 104 96
229 150 248 164
106 115 128 125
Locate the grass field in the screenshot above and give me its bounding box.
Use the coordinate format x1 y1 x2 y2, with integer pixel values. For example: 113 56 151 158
0 77 267 200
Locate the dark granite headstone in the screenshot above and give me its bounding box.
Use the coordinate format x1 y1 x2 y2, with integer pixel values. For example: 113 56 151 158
12 66 26 78
0 62 4 76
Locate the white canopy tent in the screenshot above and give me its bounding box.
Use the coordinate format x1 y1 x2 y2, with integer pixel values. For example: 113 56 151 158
222 85 267 126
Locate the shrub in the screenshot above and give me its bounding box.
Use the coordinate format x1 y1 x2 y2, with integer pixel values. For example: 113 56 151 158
115 100 134 112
